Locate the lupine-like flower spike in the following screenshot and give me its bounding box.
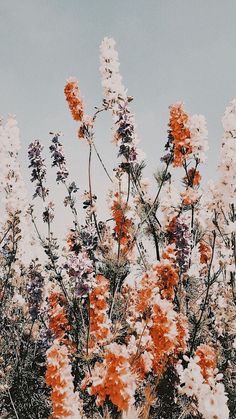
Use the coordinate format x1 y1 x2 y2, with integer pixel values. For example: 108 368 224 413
49 133 69 183
99 37 144 163
64 77 84 122
46 341 82 419
218 99 236 207
177 346 229 419
168 102 192 167
28 139 49 199
99 37 127 105
0 116 35 263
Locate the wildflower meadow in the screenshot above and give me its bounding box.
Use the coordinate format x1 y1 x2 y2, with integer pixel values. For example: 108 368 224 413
0 37 235 419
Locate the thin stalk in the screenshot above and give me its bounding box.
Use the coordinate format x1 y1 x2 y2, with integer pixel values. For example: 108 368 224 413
7 389 20 419
190 230 216 354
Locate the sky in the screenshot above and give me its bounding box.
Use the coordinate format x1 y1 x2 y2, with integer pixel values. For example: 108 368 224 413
0 0 236 235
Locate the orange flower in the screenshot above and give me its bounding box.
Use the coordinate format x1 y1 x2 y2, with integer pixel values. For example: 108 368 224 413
111 192 134 257
175 314 189 356
181 188 199 206
89 275 111 351
46 342 81 418
199 240 212 264
162 245 176 263
48 291 74 352
184 168 201 186
169 103 192 167
195 344 217 383
87 343 136 411
181 194 192 206
64 78 84 122
153 262 179 301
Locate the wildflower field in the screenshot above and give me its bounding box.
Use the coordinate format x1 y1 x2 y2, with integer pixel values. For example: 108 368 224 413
0 38 235 419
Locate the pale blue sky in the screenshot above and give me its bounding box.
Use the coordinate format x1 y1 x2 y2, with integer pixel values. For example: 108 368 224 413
0 0 236 234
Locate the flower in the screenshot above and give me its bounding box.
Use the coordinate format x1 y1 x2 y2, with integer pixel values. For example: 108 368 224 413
49 133 69 183
184 168 202 186
46 341 82 418
111 191 134 258
99 37 144 163
186 114 209 163
166 215 191 273
0 116 36 263
217 99 236 207
48 290 71 343
169 102 191 167
177 350 229 419
28 140 49 199
85 342 137 412
195 344 217 383
64 77 84 122
89 275 111 352
99 37 127 105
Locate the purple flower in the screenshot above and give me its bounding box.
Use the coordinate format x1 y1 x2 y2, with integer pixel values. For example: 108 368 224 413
27 263 44 320
49 134 69 183
28 140 49 199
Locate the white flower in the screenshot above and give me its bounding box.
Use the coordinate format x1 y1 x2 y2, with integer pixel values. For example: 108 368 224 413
99 37 127 104
222 99 236 132
0 117 36 264
187 114 209 162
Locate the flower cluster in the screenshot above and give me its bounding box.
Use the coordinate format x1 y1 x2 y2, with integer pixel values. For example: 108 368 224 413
218 99 236 207
99 37 127 105
177 348 229 419
46 341 82 418
1 39 235 419
89 274 111 352
166 215 191 273
83 342 136 412
49 133 69 183
27 261 45 320
111 191 134 258
64 77 84 122
168 102 191 167
100 37 143 162
28 139 49 199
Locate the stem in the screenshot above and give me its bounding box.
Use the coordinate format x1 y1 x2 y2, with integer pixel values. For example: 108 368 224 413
7 389 20 419
93 143 113 183
130 166 161 261
88 144 101 241
190 230 216 355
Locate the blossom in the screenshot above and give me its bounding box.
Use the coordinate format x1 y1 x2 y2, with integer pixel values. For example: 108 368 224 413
168 102 191 167
49 133 69 183
46 341 82 418
28 139 49 199
195 344 217 383
181 187 201 206
99 37 144 162
110 191 135 258
27 262 44 320
166 215 191 273
184 168 202 186
48 289 71 343
198 240 212 265
84 342 137 412
99 37 127 104
64 77 84 121
63 251 94 296
0 116 36 263
217 99 236 207
186 114 209 163
222 99 236 132
152 261 179 301
89 274 111 352
177 351 229 419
